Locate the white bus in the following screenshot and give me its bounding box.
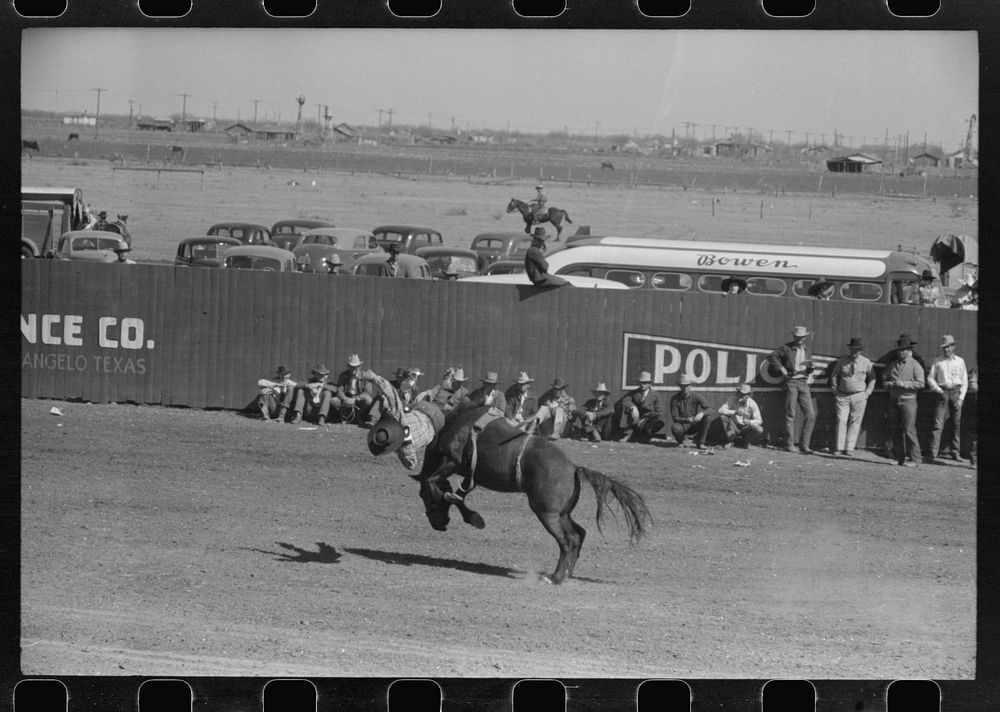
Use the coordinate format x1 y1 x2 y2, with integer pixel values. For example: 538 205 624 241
545 236 937 304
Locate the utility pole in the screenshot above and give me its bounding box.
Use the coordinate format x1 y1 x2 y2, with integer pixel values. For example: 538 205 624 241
92 87 104 137
315 103 323 132
378 110 383 129
253 99 260 126
180 93 189 129
213 103 218 123
387 108 393 130
128 98 135 126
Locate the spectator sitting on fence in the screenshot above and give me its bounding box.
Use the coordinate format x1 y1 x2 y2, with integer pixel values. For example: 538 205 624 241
525 228 571 288
257 365 297 422
716 383 764 449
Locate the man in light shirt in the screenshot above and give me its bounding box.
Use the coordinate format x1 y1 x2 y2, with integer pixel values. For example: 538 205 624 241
828 337 877 457
883 336 926 467
767 325 817 454
716 383 764 448
926 334 969 462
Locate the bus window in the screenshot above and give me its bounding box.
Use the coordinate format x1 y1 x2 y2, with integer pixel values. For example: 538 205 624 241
697 274 727 293
842 282 884 302
562 266 595 278
651 272 692 291
606 269 646 288
746 277 787 296
792 279 816 298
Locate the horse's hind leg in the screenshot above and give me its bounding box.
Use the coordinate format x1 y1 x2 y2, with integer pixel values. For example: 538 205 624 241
535 511 582 584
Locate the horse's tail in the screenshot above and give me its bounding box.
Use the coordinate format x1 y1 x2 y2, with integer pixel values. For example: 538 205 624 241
562 210 573 223
576 467 651 545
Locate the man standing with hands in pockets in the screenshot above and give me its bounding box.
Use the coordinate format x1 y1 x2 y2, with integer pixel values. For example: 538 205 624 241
767 325 817 454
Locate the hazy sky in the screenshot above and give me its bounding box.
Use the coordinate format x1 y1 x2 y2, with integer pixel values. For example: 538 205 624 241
22 29 978 149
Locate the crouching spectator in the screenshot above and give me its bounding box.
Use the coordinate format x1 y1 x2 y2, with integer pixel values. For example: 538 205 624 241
572 382 615 442
257 365 296 421
534 377 576 440
291 364 335 425
716 383 764 448
617 370 665 444
669 373 713 448
331 354 378 425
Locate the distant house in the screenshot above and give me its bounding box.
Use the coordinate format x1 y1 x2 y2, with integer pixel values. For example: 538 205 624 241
332 123 359 141
62 114 96 127
910 152 941 168
826 153 882 173
224 123 253 142
945 149 978 169
183 118 213 133
252 128 298 141
137 117 175 132
715 141 770 158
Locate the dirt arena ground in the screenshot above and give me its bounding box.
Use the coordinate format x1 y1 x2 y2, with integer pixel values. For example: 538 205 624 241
20 399 975 678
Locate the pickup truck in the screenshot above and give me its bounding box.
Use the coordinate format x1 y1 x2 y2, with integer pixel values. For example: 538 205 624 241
21 187 87 258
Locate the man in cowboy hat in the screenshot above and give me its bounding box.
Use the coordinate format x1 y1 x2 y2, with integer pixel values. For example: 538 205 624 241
92 210 111 232
883 335 926 466
466 371 506 412
828 337 877 457
290 363 336 425
669 374 713 448
617 370 665 444
378 243 402 278
529 183 547 222
720 276 747 297
927 334 969 462
572 382 615 442
331 354 377 425
504 371 540 431
917 269 945 307
767 325 818 453
807 277 836 300
397 367 423 405
534 377 577 440
426 367 469 414
716 383 764 448
524 227 571 288
256 364 297 421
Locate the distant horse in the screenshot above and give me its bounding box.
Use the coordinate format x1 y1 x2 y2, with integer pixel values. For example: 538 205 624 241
506 198 573 241
412 405 651 584
21 139 39 156
67 133 80 141
600 161 615 171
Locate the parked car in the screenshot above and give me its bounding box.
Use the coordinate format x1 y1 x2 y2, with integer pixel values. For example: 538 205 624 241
292 227 380 273
221 245 298 272
483 259 526 276
372 224 443 254
469 231 535 271
414 246 481 280
53 230 131 263
175 236 242 268
207 222 274 246
351 252 433 279
270 219 336 250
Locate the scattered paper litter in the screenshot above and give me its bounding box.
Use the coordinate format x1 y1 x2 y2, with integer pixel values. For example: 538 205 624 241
734 460 751 467
299 426 318 431
49 407 63 416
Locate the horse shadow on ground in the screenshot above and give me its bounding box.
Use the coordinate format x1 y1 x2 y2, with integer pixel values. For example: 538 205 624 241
244 542 609 583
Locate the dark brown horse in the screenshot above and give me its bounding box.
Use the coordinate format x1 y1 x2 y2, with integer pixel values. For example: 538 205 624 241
506 198 573 241
415 405 651 584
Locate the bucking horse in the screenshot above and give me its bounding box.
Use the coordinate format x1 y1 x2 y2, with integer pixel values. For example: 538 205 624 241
506 198 573 241
363 369 651 584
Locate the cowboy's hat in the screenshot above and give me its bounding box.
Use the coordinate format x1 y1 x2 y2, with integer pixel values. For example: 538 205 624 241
736 383 753 395
515 371 534 384
807 278 835 296
531 227 548 239
720 276 747 293
535 184 544 189
637 371 653 383
346 354 364 367
592 382 610 394
920 269 935 282
678 374 694 386
846 337 865 350
312 364 330 376
551 377 568 389
407 367 423 377
791 325 811 338
451 368 467 382
274 365 292 377
941 334 957 347
895 336 917 349
480 371 499 384
367 415 410 456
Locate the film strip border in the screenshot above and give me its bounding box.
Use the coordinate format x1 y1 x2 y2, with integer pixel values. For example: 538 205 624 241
5 677 982 710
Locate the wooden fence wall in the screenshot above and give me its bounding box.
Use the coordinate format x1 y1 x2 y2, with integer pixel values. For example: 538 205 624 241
22 261 977 449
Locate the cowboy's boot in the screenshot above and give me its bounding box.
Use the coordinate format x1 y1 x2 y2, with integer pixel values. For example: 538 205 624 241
277 407 288 422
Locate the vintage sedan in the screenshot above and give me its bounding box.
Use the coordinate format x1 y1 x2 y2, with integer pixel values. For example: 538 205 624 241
221 245 298 272
372 224 443 254
53 230 132 263
270 218 336 250
414 246 481 280
459 273 630 289
207 222 274 246
351 252 433 279
292 227 380 273
469 231 535 271
175 236 242 268
483 259 526 276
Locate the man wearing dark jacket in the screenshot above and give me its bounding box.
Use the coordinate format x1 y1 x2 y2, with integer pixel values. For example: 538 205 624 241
617 371 665 444
524 227 570 287
767 325 817 453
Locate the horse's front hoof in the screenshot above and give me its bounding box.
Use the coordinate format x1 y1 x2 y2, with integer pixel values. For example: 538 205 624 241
463 511 486 529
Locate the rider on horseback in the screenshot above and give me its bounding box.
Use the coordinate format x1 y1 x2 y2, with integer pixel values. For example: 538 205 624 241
529 184 547 223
